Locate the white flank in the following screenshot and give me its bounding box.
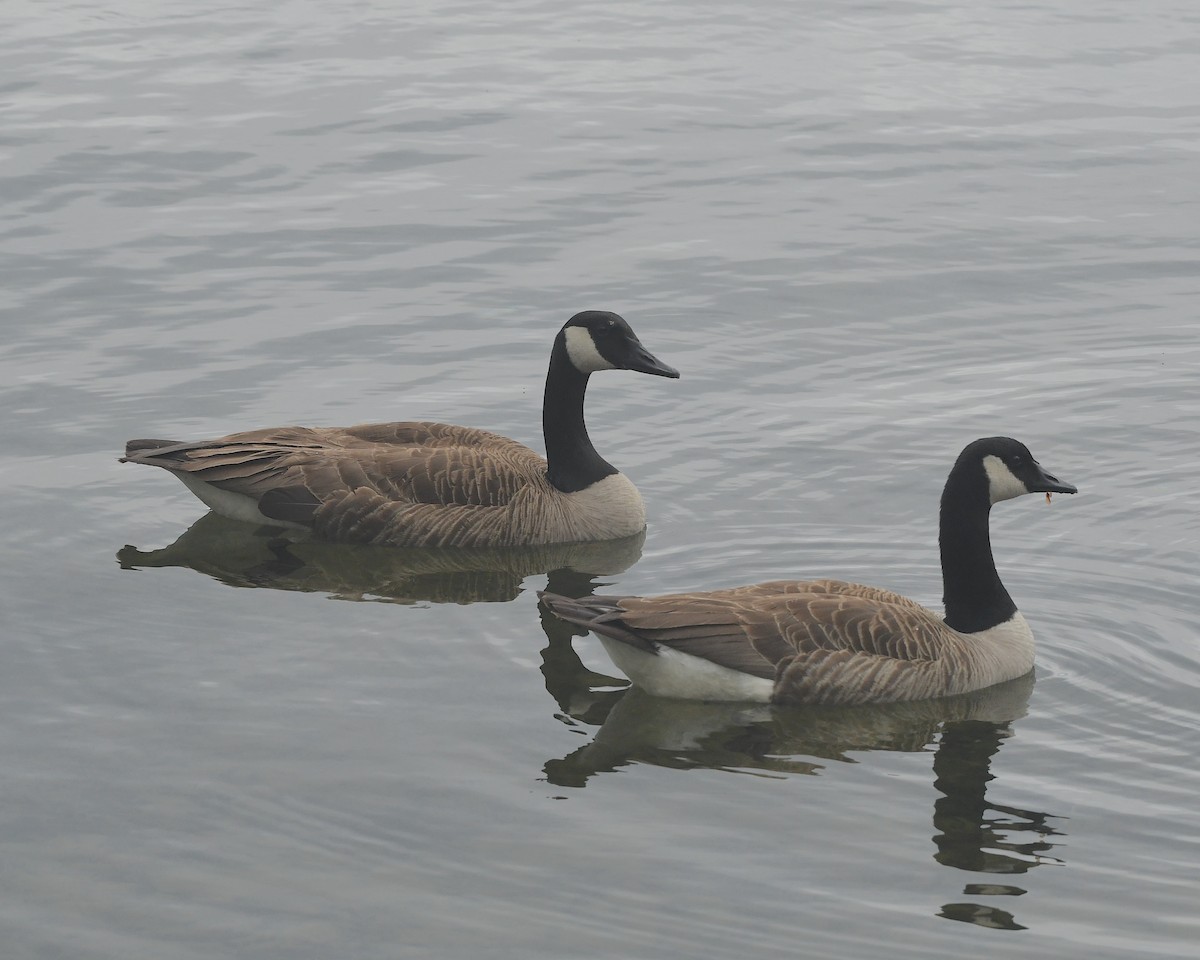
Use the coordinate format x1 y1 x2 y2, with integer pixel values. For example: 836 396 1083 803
599 637 775 702
982 454 1029 504
563 325 616 373
177 473 310 531
559 472 646 540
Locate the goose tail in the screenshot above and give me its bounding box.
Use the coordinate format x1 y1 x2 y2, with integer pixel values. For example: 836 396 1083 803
537 591 656 653
121 438 185 463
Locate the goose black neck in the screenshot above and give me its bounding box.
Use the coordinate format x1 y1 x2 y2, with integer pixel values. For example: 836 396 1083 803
939 471 1017 633
542 343 618 493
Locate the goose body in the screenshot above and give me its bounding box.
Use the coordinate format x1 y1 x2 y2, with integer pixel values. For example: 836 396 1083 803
540 438 1077 705
122 311 679 548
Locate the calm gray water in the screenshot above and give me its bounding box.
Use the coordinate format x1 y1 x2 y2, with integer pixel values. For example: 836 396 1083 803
2 1 1199 957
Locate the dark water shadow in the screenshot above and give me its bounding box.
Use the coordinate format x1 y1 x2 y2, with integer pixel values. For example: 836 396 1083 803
117 511 645 604
537 653 1063 932
929 716 1065 931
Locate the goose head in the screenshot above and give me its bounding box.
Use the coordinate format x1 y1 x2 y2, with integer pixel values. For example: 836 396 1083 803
559 311 680 379
956 436 1079 505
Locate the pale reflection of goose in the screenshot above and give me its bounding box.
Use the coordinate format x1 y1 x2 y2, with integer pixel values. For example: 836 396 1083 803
543 671 1036 785
118 511 644 605
121 311 678 548
538 669 1060 931
542 438 1078 705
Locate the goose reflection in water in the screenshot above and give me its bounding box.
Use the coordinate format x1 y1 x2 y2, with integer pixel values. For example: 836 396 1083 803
538 628 1065 933
117 511 645 604
116 513 1064 932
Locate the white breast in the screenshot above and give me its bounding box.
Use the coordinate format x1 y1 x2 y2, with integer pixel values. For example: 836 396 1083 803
557 472 647 540
962 611 1036 686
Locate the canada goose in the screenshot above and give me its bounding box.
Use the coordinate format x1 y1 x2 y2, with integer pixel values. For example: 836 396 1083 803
121 311 679 547
540 437 1078 705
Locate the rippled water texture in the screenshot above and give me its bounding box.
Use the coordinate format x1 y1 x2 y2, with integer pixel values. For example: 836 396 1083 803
2 1 1199 958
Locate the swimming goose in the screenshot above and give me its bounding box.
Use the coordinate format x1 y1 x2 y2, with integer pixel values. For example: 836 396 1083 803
540 437 1077 705
121 311 679 547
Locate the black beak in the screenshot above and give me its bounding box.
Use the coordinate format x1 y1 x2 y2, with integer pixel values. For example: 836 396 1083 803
1030 462 1078 495
620 339 680 379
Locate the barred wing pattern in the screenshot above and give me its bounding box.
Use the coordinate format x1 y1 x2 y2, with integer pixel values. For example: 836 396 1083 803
546 580 990 706
123 422 557 548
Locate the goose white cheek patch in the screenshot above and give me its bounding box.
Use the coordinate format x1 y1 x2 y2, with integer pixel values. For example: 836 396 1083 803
563 325 616 373
982 454 1029 504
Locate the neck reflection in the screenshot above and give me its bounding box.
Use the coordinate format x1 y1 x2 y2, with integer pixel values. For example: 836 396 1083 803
537 630 1065 933
932 718 1065 931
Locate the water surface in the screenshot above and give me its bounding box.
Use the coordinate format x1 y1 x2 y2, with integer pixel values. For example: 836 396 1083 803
2 1 1199 957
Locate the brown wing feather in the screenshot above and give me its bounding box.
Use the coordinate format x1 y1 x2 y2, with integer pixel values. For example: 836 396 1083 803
340 422 531 454
308 487 519 548
577 595 783 680
364 443 544 507
691 578 927 610
123 421 547 508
